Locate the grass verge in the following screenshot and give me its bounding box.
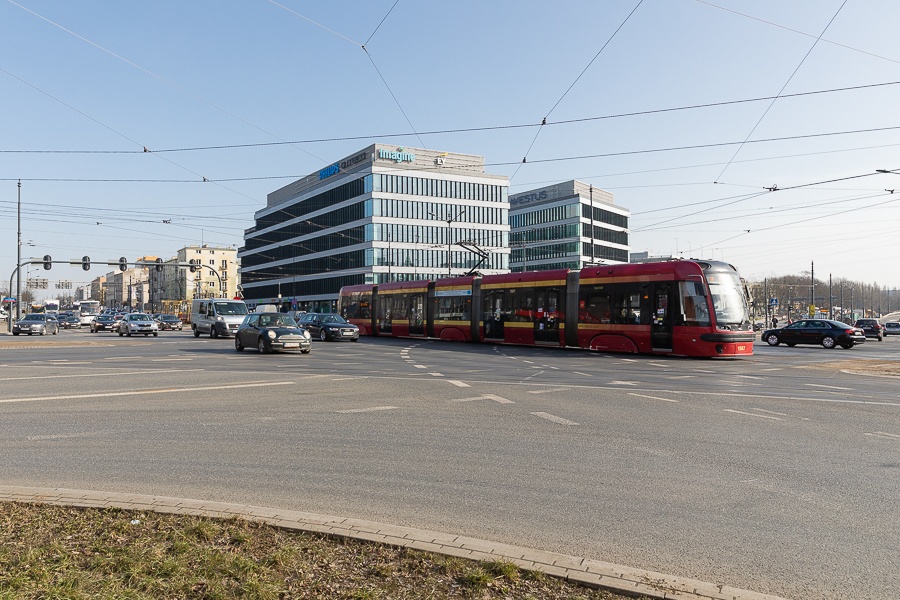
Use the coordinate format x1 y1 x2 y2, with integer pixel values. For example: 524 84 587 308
0 502 643 599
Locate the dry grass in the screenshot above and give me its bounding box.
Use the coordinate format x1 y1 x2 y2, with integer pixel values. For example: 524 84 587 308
0 502 641 599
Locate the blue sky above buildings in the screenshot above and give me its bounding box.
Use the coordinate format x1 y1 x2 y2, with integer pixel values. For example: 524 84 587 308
2 0 900 299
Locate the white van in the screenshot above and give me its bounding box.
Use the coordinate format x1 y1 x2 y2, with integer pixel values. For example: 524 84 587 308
191 298 249 338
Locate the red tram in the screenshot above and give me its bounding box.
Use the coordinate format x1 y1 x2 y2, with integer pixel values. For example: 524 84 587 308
339 260 754 357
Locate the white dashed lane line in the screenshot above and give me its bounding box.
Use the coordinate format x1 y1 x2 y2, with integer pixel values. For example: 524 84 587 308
531 412 579 426
723 409 782 421
628 393 679 403
336 406 398 414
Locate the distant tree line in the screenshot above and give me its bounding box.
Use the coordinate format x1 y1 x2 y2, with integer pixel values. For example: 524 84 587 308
747 273 899 321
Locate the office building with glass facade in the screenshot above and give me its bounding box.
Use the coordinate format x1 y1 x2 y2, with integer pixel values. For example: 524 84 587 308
239 144 510 311
508 180 630 272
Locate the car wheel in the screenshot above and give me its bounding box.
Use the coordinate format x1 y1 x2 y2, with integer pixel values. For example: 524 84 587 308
258 338 269 354
841 342 854 349
210 326 217 338
118 331 123 336
320 329 329 341
52 329 57 335
821 335 836 349
786 343 796 347
12 332 19 336
127 330 132 337
153 332 158 337
235 337 244 352
40 330 46 336
193 327 200 338
766 334 780 346
351 337 358 342
301 348 310 354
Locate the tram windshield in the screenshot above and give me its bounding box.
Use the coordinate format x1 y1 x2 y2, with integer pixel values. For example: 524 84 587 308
707 272 750 327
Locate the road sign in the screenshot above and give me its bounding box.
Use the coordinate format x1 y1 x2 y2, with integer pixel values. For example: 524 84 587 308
769 298 778 306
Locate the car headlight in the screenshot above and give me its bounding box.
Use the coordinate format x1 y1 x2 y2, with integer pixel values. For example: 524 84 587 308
267 330 276 339
302 329 311 339
216 316 225 322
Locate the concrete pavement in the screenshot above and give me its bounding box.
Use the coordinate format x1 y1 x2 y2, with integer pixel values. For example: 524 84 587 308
0 485 787 600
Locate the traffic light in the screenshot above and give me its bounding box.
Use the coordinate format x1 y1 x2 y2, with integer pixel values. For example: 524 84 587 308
188 259 198 273
42 255 52 270
155 257 163 272
119 257 128 271
81 256 91 271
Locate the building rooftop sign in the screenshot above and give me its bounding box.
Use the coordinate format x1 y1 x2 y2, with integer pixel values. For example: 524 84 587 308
377 147 416 164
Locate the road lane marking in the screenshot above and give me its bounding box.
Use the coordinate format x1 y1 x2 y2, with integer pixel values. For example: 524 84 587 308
414 364 427 369
447 380 470 387
528 387 571 394
531 412 578 425
429 372 443 376
865 431 900 441
336 406 398 414
0 369 204 382
451 394 514 404
0 381 295 404
151 358 194 362
723 409 782 421
751 408 788 416
804 383 854 391
629 393 679 403
573 372 593 377
609 380 638 386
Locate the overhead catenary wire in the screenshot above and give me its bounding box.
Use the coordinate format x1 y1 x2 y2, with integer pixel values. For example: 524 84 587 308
713 0 849 181
510 0 645 183
3 79 898 155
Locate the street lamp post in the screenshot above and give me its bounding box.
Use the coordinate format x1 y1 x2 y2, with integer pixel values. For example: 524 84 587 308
16 180 21 321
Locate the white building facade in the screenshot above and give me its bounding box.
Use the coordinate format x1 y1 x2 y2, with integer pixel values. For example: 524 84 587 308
239 144 510 312
509 180 630 271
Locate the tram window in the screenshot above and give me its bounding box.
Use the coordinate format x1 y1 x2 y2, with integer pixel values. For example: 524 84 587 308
679 281 710 326
579 287 611 323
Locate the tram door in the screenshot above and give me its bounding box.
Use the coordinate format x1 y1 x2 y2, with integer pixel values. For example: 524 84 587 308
408 293 425 336
483 290 504 340
534 287 561 344
650 282 673 351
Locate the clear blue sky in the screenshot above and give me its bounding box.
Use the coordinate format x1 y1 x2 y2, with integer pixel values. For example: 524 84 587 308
3 0 900 301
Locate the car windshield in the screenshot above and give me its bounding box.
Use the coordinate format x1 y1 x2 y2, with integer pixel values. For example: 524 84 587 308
322 314 348 324
160 315 179 321
213 301 248 316
258 315 297 327
23 314 44 321
130 314 152 321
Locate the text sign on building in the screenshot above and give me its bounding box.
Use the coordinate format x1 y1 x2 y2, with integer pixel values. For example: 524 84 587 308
378 148 416 164
318 151 370 180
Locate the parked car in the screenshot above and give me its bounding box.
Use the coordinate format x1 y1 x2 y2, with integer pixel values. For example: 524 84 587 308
58 314 81 329
883 322 900 336
762 319 865 349
12 313 60 336
853 319 884 341
117 313 159 337
234 312 312 354
298 312 360 341
90 314 118 333
156 314 184 330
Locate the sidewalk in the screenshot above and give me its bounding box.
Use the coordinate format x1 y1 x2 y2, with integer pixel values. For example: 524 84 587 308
0 485 787 600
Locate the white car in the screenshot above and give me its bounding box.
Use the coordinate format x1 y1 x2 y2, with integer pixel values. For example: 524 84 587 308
117 313 159 337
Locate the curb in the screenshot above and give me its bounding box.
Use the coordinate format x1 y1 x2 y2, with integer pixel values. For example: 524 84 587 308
0 486 787 600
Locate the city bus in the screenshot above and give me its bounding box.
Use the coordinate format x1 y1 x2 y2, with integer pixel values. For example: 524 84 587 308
77 299 101 326
339 260 755 357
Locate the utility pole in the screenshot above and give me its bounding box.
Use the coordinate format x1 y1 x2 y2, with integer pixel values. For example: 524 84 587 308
589 185 595 265
829 273 833 320
16 180 21 320
810 260 814 317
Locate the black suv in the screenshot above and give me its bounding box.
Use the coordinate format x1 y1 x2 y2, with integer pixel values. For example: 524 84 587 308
854 319 884 341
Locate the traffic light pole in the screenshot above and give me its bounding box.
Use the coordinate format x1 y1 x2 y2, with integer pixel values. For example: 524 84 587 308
6 259 224 332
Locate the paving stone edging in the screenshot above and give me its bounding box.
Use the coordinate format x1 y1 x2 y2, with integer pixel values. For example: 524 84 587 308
0 486 787 600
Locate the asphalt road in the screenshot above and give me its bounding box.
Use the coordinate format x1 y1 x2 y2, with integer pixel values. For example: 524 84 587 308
1 327 898 599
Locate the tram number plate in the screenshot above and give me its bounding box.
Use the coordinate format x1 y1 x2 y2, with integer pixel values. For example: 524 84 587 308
737 345 746 351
